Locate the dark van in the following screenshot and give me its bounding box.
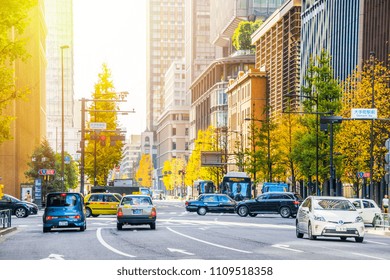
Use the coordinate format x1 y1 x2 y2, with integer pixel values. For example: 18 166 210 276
42 192 86 233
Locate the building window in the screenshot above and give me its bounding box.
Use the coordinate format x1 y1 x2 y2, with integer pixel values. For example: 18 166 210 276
172 142 176 150
172 128 176 136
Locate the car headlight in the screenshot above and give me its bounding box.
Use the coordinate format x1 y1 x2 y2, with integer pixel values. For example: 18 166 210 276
314 215 326 222
355 216 364 223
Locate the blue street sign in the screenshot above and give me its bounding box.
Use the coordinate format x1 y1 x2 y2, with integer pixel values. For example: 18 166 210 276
357 172 364 178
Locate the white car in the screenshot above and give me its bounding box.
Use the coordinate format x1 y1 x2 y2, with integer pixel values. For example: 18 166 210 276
348 198 381 226
296 196 365 242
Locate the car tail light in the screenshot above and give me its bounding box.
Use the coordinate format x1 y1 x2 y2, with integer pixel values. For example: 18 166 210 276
46 216 53 221
293 201 300 205
185 201 188 206
74 215 80 219
151 207 156 217
60 193 66 197
117 208 123 217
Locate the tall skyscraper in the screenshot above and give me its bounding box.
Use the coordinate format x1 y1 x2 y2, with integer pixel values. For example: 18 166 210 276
44 0 78 159
301 0 361 84
146 0 185 133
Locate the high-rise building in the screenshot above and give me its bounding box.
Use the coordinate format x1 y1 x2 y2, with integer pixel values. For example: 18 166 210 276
251 0 302 116
210 0 286 57
156 60 190 187
146 0 185 133
301 0 361 84
0 1 47 197
44 0 78 160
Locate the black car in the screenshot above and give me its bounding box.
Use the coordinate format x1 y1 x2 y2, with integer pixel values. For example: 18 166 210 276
236 192 302 218
0 194 39 218
185 194 237 215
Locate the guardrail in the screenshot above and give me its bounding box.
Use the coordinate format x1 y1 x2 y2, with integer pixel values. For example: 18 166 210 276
0 209 11 228
374 213 390 230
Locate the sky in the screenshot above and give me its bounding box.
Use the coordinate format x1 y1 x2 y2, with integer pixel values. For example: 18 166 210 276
73 0 146 136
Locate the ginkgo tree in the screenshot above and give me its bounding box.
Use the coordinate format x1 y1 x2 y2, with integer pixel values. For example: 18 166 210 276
184 126 221 192
0 0 37 144
84 64 123 186
337 58 390 196
135 154 153 187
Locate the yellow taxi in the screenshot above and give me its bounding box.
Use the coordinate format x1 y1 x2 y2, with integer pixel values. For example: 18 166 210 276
84 193 122 217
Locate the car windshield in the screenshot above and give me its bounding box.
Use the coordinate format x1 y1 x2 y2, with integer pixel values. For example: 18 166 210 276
313 199 355 211
122 196 152 206
47 194 78 207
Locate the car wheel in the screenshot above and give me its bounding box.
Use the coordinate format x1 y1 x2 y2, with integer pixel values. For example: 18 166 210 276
85 208 92 218
150 223 156 230
296 221 304 238
197 207 207 216
355 237 364 243
308 223 316 240
92 214 100 217
340 237 347 241
117 223 123 230
249 213 257 217
43 227 50 233
237 206 249 217
80 223 86 232
279 206 291 218
15 207 27 218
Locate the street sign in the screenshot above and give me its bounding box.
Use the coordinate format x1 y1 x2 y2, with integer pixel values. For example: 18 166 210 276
351 108 377 119
38 169 56 176
64 156 71 164
89 122 107 130
357 172 364 178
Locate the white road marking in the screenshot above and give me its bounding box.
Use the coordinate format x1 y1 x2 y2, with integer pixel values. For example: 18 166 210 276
167 248 195 255
167 227 252 254
40 253 65 260
96 228 135 258
365 240 389 245
352 253 386 260
272 244 303 253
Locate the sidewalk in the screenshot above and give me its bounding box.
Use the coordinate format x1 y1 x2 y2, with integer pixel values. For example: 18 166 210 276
0 226 17 236
366 226 390 237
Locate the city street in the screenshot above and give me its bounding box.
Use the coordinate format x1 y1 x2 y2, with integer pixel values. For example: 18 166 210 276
1 200 390 260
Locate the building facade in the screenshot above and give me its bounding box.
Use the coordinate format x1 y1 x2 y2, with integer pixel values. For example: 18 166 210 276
146 0 185 132
226 68 268 172
301 0 361 85
0 1 47 197
190 54 256 145
44 0 78 160
251 0 302 116
156 60 190 190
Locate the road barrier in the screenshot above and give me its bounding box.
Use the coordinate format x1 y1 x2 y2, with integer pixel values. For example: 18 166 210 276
374 213 390 230
0 209 11 228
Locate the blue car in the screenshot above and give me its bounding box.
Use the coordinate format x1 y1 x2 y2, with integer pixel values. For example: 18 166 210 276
43 192 86 233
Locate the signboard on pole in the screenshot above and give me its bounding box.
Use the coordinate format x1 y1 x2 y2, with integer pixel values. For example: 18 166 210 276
351 108 377 119
89 122 107 130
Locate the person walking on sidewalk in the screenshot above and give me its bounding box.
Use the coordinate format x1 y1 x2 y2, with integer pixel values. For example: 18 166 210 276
382 195 389 213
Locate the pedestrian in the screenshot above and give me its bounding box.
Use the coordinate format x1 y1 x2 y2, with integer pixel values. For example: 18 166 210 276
24 190 32 202
382 194 389 213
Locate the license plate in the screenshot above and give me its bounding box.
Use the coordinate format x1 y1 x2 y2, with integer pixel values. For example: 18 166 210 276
336 226 347 232
133 209 142 215
59 221 68 226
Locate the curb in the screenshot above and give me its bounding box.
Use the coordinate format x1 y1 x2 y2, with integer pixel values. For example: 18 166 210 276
0 227 17 236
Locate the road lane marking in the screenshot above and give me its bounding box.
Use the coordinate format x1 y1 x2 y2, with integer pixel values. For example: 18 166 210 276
271 244 303 253
40 253 65 260
167 248 195 255
96 228 135 258
167 227 252 254
352 253 386 260
365 240 389 245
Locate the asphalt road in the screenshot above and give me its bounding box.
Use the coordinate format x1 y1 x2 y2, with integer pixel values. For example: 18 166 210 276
1 200 390 260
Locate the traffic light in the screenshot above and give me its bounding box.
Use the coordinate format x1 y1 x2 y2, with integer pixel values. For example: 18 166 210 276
0 184 4 198
100 135 106 146
385 139 390 184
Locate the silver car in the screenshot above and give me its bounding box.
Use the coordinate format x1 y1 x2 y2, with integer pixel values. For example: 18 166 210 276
116 195 156 230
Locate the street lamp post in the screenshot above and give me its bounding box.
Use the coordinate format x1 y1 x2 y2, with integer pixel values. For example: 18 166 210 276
60 45 69 192
369 51 375 199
